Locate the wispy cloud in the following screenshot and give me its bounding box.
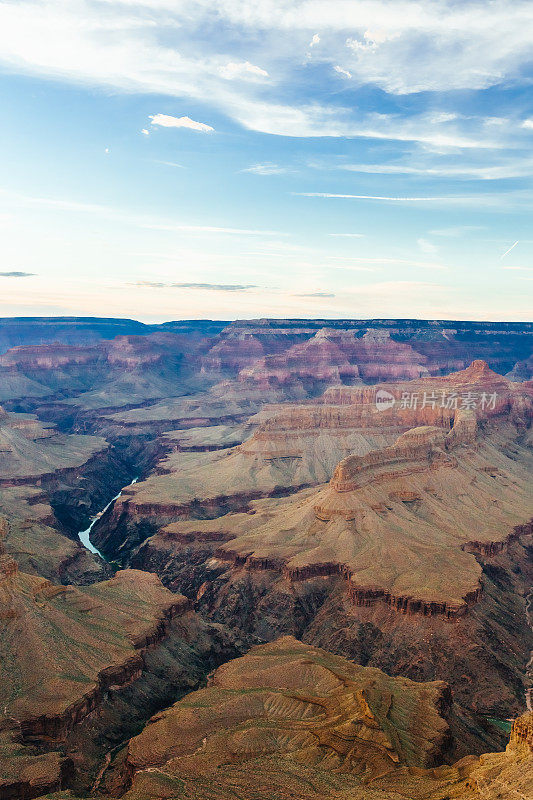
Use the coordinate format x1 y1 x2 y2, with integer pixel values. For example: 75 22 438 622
242 163 287 175
0 187 283 237
0 271 35 277
333 160 533 180
328 233 364 238
149 114 214 132
0 1 531 148
219 61 268 80
292 191 526 208
143 222 283 236
294 192 440 201
152 160 184 168
417 238 438 256
294 291 335 297
333 65 352 78
500 240 519 259
430 226 486 237
136 281 257 291
327 256 446 269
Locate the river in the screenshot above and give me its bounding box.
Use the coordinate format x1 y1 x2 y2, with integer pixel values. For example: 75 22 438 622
78 477 138 559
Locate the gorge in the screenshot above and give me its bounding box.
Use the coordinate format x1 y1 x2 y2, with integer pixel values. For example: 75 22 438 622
0 316 532 800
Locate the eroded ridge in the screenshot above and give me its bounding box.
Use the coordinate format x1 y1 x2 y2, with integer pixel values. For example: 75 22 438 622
0 548 194 797
117 638 533 800
122 637 451 792
166 408 532 620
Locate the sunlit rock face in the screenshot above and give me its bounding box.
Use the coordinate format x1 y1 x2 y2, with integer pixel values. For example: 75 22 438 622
0 543 236 798
117 638 533 800
112 367 532 741
166 410 531 620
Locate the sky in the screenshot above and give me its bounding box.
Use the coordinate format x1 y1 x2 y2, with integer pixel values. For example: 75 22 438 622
0 0 532 322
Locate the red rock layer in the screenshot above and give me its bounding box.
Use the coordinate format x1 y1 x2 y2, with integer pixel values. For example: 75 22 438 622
238 328 429 390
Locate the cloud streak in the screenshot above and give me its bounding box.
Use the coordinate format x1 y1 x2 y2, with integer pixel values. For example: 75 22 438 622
149 114 214 132
136 281 257 291
242 163 287 175
294 291 335 297
292 191 530 208
0 187 284 237
500 241 519 259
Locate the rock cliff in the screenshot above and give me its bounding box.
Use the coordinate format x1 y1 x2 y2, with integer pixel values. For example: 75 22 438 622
0 556 236 797
110 639 533 800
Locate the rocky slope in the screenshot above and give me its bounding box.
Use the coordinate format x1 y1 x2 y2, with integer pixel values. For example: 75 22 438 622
4 318 531 414
3 638 532 800
103 401 533 742
0 485 109 583
100 638 532 800
0 405 107 482
217 318 533 378
238 327 428 392
0 334 212 410
0 403 143 582
0 521 236 797
92 361 532 555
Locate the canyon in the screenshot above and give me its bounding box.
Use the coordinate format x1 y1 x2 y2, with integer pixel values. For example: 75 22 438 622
0 316 531 799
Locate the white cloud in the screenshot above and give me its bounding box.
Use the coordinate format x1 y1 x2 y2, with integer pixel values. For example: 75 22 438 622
292 190 531 208
333 65 352 78
149 114 213 132
522 119 533 129
328 233 364 237
336 160 533 179
0 1 530 150
346 35 378 53
153 160 184 168
219 61 269 80
417 238 438 255
309 33 320 47
228 100 506 147
500 240 519 259
242 163 287 175
141 128 150 135
429 112 458 124
293 192 465 203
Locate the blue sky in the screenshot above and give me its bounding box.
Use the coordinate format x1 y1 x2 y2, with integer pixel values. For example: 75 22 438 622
0 0 532 321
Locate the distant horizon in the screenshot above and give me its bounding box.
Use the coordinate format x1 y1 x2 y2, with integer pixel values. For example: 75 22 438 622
1 314 532 325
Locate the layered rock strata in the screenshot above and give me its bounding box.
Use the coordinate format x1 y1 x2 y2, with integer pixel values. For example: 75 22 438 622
94 362 532 562
0 542 235 797
115 638 533 800
158 416 532 620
